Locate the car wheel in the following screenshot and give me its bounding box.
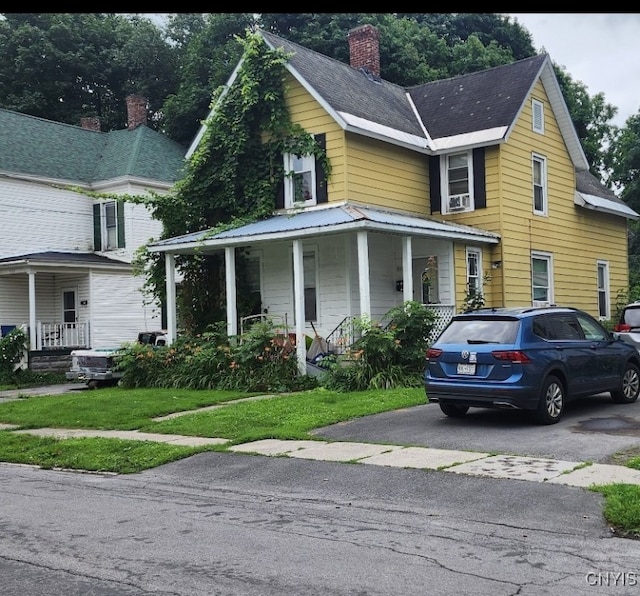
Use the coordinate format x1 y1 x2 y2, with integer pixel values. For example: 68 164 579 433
439 403 469 418
611 362 640 404
534 375 564 425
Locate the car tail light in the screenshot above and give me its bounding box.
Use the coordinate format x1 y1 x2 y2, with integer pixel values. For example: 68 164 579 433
426 347 443 359
614 323 631 332
491 350 531 364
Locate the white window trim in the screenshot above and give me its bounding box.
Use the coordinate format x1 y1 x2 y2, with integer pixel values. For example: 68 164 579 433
532 99 544 134
441 150 474 214
532 153 547 216
532 251 553 306
597 260 610 320
465 247 482 296
284 152 317 209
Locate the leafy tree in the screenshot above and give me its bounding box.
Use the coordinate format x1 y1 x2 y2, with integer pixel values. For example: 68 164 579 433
611 112 640 290
554 64 619 180
140 31 329 333
161 13 254 146
0 13 178 131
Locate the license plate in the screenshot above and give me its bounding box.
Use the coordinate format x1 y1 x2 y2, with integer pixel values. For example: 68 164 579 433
457 363 476 375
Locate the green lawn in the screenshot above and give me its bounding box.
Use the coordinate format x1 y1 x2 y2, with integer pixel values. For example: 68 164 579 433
0 384 638 539
0 385 426 473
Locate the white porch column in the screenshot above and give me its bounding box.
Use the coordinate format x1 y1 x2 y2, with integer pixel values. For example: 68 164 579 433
164 254 177 345
292 239 307 374
357 231 371 319
225 247 237 338
28 270 36 350
402 236 413 302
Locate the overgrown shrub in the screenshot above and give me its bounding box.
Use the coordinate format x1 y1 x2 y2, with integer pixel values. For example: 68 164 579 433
0 327 27 382
115 321 316 393
321 301 436 391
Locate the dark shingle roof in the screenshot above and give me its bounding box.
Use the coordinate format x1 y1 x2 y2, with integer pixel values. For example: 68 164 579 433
408 54 548 140
260 31 548 144
261 31 425 139
576 170 626 206
0 108 186 184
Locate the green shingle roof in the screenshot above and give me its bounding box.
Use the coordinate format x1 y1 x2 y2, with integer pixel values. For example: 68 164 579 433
0 108 186 184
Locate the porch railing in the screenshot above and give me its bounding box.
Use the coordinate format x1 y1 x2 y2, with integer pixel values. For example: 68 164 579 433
37 322 89 350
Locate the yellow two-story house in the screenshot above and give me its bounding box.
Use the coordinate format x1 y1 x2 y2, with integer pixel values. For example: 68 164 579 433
149 24 638 372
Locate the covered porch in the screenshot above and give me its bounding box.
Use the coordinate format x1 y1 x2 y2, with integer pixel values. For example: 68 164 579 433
0 251 131 351
148 203 500 373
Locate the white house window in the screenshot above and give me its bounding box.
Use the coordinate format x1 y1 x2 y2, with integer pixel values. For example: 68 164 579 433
443 151 473 213
93 201 125 251
284 153 317 208
532 252 553 306
532 99 544 134
597 260 610 319
466 248 482 296
532 154 547 215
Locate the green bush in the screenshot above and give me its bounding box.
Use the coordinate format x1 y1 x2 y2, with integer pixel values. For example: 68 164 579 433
320 301 436 391
0 327 27 381
115 320 316 393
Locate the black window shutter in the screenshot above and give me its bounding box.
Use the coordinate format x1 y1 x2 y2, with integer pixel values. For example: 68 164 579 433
116 201 126 248
275 150 285 210
93 203 102 251
429 156 441 214
314 133 328 204
473 148 486 209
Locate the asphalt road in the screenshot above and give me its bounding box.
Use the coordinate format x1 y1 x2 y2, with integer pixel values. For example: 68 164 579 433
3 386 640 595
2 450 638 596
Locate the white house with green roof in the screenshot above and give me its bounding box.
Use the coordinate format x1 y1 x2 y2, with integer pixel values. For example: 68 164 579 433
0 96 186 369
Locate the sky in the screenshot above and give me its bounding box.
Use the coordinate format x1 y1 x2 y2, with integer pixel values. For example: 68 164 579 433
509 13 640 128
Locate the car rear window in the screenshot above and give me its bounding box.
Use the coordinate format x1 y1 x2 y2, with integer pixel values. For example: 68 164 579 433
436 318 520 345
623 306 640 328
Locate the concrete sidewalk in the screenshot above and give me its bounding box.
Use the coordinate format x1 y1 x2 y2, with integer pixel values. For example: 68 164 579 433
5 425 640 488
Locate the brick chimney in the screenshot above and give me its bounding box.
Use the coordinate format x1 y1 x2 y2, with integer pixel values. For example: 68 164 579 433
126 94 148 130
80 116 101 131
347 24 380 77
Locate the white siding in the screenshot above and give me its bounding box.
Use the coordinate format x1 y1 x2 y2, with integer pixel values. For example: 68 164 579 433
90 272 162 348
0 176 167 348
254 232 456 341
0 178 94 257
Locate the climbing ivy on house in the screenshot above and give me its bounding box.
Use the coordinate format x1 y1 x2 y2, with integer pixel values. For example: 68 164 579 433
134 30 331 334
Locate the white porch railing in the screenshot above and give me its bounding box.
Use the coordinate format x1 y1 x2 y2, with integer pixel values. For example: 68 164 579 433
37 322 89 349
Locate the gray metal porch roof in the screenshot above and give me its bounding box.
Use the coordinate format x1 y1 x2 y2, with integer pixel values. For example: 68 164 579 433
148 203 500 254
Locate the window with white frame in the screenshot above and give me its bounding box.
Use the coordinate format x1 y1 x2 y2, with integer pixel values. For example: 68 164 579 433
284 153 317 208
443 151 473 213
93 201 125 251
532 154 547 215
466 247 482 296
532 252 553 306
597 261 610 319
532 99 544 134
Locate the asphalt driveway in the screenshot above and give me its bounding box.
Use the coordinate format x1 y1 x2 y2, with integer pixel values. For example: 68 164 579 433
312 392 640 464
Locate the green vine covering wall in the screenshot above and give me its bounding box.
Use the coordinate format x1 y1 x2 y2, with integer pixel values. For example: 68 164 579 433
132 30 331 334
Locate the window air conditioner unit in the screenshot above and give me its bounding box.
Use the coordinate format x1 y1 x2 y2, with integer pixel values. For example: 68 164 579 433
448 194 470 212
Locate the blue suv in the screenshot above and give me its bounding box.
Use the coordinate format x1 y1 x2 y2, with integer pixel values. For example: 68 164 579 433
424 306 640 424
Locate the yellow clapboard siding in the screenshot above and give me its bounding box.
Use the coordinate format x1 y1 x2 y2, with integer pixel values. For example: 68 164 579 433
344 134 430 215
